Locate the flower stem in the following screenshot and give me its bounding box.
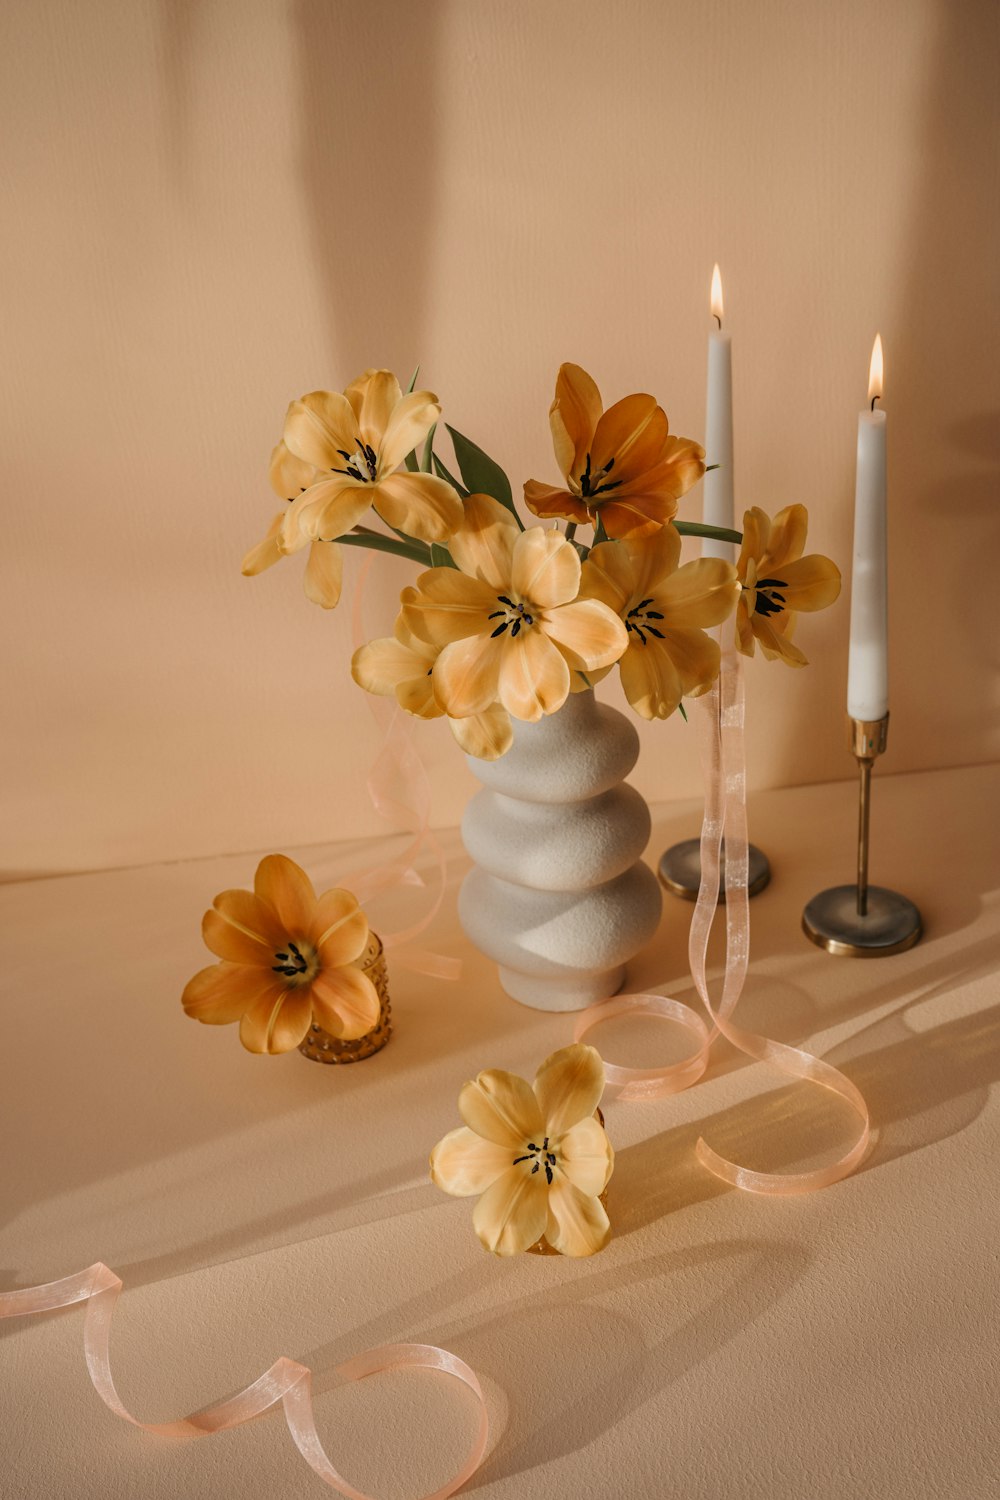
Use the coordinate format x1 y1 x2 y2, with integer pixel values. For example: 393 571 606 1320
674 521 743 545
340 527 433 566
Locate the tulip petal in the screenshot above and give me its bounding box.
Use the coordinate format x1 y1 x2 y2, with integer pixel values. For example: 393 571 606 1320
344 368 402 447
618 639 684 720
543 599 627 673
753 615 809 666
459 1069 544 1147
590 394 664 479
614 438 706 501
767 554 842 612
550 363 603 480
283 477 371 546
534 1043 605 1136
284 390 359 471
498 629 570 722
304 540 344 609
203 889 284 962
401 570 497 646
182 963 277 1024
374 470 463 543
269 440 317 502
511 527 581 608
595 499 675 540
378 390 442 472
430 1126 514 1198
239 986 312 1054
432 633 503 717
313 888 369 966
762 504 808 570
545 1178 611 1257
657 626 721 696
737 508 771 580
558 1116 615 1196
254 854 316 934
242 512 285 576
396 670 441 719
352 632 433 696
447 493 519 588
473 1167 549 1256
311 966 380 1040
658 557 739 628
448 703 513 760
522 481 591 526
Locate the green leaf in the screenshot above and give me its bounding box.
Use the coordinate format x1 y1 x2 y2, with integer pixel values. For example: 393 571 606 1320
429 541 458 570
403 448 420 472
421 422 437 473
446 425 523 529
432 452 470 498
593 516 610 546
678 702 689 723
406 365 420 394
704 463 720 473
338 531 432 567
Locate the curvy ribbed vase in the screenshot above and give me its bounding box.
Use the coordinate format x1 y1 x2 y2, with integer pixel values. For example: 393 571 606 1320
459 690 662 1010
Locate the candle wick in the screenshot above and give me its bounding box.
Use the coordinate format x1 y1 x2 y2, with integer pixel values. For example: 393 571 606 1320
870 395 880 411
714 314 722 330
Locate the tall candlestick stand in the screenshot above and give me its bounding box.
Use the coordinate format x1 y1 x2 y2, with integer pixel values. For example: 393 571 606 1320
802 714 921 955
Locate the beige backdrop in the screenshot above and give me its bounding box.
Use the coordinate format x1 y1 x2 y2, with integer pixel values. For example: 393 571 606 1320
2 0 998 876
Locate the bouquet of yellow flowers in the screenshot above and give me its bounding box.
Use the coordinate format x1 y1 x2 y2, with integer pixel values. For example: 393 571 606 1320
244 363 841 759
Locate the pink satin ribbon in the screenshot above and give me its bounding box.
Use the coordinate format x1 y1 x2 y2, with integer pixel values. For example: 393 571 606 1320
577 650 870 1195
0 1263 488 1498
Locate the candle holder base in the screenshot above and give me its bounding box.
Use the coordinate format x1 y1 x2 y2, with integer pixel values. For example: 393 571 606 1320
802 884 921 957
658 838 771 902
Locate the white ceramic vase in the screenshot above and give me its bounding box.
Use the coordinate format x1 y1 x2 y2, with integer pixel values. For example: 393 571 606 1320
458 690 662 1010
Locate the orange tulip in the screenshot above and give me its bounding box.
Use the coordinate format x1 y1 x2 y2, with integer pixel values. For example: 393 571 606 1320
524 363 705 540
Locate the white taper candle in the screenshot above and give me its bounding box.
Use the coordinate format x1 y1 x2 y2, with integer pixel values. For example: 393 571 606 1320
847 335 889 720
703 264 735 562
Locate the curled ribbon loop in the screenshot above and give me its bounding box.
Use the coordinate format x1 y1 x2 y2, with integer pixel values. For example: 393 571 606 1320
574 993 712 1100
688 649 871 1194
0 1264 488 1499
576 651 870 1194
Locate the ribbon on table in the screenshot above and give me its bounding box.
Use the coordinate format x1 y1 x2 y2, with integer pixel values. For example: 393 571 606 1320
330 554 459 981
576 650 870 1195
0 1263 488 1499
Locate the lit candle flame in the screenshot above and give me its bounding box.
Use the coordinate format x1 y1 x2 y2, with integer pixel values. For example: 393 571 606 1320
710 263 724 325
868 333 884 404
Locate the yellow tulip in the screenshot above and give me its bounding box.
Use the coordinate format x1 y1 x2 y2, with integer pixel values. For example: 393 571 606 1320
402 494 628 723
430 1044 614 1257
735 506 841 667
182 855 380 1054
578 525 739 718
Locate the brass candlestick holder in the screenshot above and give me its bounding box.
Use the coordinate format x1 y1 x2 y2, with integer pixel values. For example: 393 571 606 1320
802 714 922 956
658 838 771 902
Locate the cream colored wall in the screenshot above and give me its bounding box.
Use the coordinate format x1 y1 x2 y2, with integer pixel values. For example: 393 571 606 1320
2 0 997 876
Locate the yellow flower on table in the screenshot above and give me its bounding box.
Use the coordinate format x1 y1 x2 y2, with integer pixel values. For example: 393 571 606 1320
182 855 380 1054
430 1043 614 1257
401 493 627 723
736 505 842 667
578 525 739 719
241 441 346 609
279 368 463 553
351 592 515 760
523 362 705 540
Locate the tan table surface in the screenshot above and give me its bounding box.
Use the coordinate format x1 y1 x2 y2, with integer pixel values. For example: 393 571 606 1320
2 764 999 1499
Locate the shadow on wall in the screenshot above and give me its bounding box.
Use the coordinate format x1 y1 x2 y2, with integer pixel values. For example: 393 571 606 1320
892 0 1000 758
293 0 446 375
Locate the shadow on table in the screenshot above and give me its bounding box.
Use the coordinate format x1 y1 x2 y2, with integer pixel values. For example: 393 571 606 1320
301 1234 810 1490
613 979 1000 1235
